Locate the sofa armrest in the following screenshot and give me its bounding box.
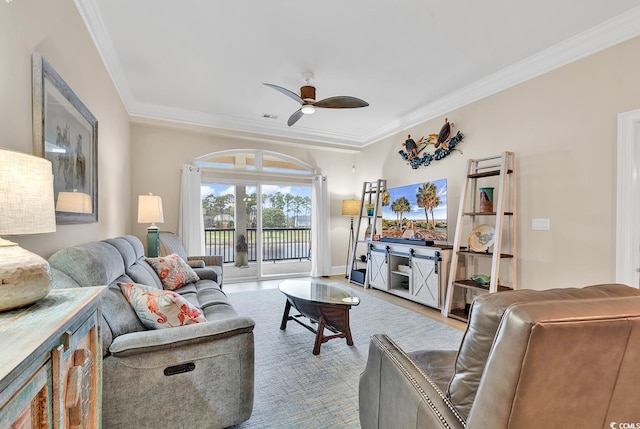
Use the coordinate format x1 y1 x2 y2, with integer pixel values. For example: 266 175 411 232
193 267 219 282
109 316 254 357
188 255 222 267
186 259 205 268
359 334 466 429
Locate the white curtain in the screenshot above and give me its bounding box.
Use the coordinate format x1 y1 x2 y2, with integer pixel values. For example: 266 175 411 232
179 164 205 255
311 175 331 277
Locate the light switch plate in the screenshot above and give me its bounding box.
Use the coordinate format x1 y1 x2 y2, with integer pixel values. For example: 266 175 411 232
532 218 550 230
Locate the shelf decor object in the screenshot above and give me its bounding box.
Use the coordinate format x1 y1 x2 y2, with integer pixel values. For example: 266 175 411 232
32 52 98 224
479 187 494 212
138 193 164 257
0 148 56 311
468 224 496 252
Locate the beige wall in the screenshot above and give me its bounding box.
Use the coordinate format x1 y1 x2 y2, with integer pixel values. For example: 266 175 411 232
362 36 640 290
130 120 359 263
1 0 131 258
130 37 640 287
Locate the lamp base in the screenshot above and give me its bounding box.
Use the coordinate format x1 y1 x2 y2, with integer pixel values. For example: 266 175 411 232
147 225 160 257
0 239 52 311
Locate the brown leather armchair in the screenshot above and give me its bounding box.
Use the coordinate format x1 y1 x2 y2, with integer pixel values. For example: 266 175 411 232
359 284 640 429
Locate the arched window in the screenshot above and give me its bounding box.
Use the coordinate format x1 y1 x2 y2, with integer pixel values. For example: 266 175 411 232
196 149 314 176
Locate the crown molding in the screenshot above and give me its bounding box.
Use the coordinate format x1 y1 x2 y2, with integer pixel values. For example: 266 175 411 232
128 101 365 148
74 0 135 113
359 6 640 147
75 1 640 148
129 115 362 154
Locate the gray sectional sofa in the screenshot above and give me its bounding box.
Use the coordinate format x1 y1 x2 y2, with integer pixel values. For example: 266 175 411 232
48 235 254 429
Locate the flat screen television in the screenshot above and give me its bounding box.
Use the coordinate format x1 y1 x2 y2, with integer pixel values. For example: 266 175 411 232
381 178 447 242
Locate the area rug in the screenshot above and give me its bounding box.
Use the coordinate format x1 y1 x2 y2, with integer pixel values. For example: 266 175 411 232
226 287 464 429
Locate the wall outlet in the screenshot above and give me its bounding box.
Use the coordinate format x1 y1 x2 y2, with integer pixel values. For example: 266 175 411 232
532 218 550 230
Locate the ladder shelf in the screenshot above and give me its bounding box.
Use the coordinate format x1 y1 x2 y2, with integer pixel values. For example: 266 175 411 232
347 179 387 287
443 152 517 322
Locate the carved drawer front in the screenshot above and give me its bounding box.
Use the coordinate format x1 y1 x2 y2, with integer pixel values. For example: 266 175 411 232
52 310 100 429
0 362 51 429
0 287 106 429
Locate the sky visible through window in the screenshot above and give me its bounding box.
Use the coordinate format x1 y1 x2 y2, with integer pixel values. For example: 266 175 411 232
201 184 311 201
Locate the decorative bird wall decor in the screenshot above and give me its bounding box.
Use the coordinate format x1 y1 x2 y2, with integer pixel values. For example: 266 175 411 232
399 118 465 169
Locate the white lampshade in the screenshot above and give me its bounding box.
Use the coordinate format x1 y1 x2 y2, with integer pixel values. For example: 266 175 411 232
0 148 56 312
341 199 360 217
0 149 56 236
137 194 164 225
56 191 92 214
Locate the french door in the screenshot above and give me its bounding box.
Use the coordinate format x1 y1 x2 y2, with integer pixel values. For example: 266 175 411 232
201 180 312 282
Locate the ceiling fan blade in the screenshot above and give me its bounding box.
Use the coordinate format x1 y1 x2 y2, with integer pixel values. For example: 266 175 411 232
314 96 369 109
263 83 304 105
287 109 304 126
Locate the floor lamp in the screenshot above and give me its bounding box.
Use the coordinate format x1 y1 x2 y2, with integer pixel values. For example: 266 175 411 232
342 199 360 278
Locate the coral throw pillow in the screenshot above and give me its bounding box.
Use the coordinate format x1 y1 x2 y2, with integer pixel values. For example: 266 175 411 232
146 253 200 290
118 282 207 329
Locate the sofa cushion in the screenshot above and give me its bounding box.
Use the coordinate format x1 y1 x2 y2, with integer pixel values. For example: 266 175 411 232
146 254 200 290
48 242 146 351
105 236 163 289
119 282 207 329
447 283 640 418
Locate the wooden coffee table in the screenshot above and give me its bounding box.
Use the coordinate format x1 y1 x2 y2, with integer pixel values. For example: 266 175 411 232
279 279 360 355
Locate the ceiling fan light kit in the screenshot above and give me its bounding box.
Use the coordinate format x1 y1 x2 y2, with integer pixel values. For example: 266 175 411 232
263 74 369 126
301 105 316 115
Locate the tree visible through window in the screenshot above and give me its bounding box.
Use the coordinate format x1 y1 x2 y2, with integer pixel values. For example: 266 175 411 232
201 185 311 229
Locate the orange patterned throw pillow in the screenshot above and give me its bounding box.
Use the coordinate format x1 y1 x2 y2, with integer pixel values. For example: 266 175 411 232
118 282 207 329
145 253 200 290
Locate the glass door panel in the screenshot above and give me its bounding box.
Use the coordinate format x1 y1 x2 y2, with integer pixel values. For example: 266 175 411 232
259 184 312 278
202 182 258 282
201 181 312 282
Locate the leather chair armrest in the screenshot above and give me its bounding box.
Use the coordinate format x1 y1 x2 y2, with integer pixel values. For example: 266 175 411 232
359 334 466 429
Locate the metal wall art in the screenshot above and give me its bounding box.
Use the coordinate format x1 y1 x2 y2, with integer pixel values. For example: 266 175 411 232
399 118 464 169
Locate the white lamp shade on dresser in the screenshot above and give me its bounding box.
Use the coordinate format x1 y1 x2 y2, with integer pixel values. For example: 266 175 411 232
0 148 56 311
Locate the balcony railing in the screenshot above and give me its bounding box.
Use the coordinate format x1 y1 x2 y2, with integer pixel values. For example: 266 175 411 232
204 227 311 263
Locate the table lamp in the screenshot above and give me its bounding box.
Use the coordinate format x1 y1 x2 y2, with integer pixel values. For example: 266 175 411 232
56 190 92 213
342 199 360 277
0 148 56 311
138 193 164 257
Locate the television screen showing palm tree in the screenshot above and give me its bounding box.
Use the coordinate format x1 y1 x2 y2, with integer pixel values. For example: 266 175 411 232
381 179 447 242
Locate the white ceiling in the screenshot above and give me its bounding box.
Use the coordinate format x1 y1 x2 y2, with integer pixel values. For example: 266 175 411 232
76 1 640 148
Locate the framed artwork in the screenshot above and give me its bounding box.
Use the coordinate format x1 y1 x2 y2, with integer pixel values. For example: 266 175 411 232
32 52 98 224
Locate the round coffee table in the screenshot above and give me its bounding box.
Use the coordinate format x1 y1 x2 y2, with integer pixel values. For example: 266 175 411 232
279 279 360 355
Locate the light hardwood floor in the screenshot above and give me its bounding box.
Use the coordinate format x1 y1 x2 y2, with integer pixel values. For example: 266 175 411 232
224 275 467 332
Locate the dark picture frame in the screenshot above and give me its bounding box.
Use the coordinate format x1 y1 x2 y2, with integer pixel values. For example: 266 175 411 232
32 52 98 224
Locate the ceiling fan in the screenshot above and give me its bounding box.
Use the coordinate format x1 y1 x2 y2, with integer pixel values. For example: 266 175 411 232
263 72 369 126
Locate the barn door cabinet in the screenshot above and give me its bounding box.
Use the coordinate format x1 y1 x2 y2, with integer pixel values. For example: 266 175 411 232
367 241 451 309
0 287 105 429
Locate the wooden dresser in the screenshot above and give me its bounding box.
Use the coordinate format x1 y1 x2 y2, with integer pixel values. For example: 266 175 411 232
0 287 106 429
